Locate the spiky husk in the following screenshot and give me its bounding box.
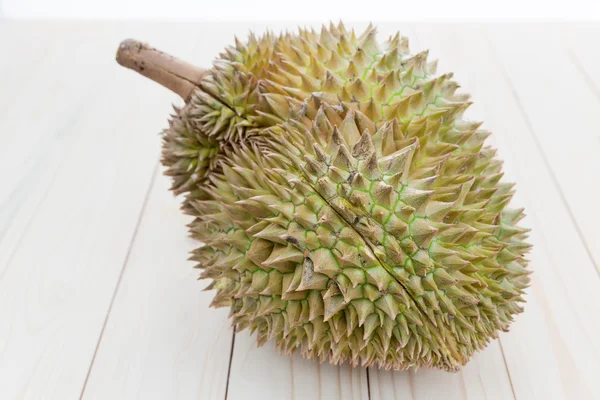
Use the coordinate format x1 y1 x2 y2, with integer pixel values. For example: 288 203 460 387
162 22 531 372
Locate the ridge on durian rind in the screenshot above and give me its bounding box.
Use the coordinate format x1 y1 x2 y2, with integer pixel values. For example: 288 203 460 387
164 22 531 372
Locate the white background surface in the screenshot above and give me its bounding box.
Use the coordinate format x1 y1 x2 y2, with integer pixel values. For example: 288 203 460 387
1 19 600 399
1 0 600 19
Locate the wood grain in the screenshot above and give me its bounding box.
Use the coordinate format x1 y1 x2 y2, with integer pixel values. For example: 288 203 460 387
488 24 600 273
227 332 369 400
81 174 233 400
0 22 196 399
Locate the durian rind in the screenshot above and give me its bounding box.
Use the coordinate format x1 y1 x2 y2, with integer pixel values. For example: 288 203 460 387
166 22 531 372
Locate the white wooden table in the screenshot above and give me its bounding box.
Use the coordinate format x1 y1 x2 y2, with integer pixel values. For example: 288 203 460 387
1 21 599 400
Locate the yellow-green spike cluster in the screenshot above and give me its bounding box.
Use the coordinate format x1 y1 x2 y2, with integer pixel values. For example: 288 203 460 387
163 22 531 371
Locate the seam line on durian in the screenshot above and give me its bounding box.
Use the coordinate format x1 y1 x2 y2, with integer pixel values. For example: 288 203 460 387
295 175 463 366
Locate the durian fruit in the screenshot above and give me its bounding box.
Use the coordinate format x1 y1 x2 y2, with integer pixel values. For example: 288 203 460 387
116 23 531 372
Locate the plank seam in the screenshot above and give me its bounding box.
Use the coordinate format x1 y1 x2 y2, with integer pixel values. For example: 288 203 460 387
0 94 89 283
366 368 372 400
78 161 160 400
498 340 518 399
0 161 61 284
481 26 600 281
224 329 236 400
567 49 600 115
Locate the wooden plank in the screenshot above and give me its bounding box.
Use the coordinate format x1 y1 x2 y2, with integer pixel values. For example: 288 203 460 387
0 21 56 113
432 22 600 399
0 23 116 282
0 22 195 399
0 23 73 281
483 25 600 399
81 173 233 400
560 24 600 91
407 23 600 399
227 332 369 400
80 23 302 399
487 24 600 272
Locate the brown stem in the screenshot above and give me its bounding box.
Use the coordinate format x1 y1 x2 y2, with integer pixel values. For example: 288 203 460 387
116 39 206 100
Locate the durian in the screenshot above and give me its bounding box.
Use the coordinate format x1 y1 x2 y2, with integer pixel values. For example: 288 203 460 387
116 23 531 372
